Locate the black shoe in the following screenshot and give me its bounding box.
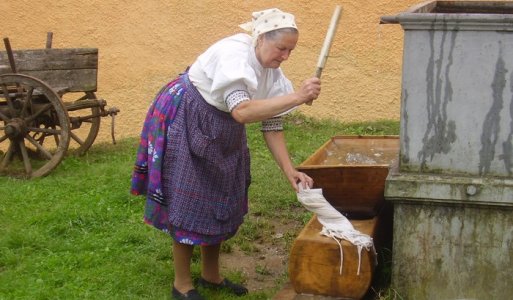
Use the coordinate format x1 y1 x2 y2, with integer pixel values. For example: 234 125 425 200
172 286 204 300
197 277 248 296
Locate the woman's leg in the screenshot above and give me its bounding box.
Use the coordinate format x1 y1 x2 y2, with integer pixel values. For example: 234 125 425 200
199 243 249 296
173 242 195 292
200 243 223 283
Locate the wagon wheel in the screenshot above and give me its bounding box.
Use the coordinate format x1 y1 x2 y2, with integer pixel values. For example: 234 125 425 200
0 74 70 178
64 91 101 156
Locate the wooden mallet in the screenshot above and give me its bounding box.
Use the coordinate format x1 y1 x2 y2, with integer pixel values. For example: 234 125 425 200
307 5 343 105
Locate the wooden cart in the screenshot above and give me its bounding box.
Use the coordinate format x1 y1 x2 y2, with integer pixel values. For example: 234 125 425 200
0 33 119 178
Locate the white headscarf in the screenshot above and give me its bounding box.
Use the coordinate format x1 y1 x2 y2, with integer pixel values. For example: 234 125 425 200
239 8 298 46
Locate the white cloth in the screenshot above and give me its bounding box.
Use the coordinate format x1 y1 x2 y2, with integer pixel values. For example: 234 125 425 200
239 8 297 46
188 33 296 116
296 186 377 275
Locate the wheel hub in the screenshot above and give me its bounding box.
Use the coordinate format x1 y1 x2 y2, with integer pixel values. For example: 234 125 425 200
4 118 27 139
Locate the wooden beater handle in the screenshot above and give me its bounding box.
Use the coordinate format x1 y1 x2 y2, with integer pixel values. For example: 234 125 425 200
307 5 342 106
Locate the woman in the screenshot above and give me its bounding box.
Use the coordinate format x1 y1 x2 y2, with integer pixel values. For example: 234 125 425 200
131 8 321 300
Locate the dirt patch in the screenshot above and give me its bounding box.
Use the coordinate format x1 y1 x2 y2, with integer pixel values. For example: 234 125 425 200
220 245 287 292
219 215 305 292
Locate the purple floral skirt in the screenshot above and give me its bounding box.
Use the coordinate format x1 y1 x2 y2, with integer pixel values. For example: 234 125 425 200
169 226 237 246
133 72 250 246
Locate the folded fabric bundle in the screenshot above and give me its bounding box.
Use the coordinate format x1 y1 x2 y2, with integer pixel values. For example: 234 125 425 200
296 186 377 275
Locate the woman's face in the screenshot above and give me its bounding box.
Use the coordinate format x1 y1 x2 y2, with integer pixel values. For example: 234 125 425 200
255 31 298 69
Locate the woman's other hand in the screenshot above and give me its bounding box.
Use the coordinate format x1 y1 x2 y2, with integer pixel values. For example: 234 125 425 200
286 169 314 192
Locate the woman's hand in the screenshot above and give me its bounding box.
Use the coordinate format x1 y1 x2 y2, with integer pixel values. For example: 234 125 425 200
285 169 314 192
296 77 321 105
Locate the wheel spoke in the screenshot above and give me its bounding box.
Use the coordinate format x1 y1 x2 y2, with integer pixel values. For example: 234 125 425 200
76 94 88 101
53 126 60 145
0 134 8 143
0 83 8 98
0 110 9 122
1 84 16 116
21 86 34 117
0 142 14 170
27 126 61 135
18 140 32 175
70 131 84 146
26 135 53 160
25 103 53 123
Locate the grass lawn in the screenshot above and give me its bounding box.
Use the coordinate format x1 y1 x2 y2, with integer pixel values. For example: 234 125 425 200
0 113 399 300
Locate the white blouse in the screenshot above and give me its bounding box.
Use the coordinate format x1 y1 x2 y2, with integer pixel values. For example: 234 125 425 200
188 33 296 124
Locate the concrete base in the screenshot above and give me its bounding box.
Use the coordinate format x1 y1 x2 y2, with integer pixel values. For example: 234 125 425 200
390 201 513 299
386 171 513 299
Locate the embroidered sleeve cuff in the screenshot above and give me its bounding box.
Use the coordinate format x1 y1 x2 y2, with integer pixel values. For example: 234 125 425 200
225 90 251 112
261 116 284 132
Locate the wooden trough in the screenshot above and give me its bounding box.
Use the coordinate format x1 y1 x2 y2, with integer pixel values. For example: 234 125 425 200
288 136 399 299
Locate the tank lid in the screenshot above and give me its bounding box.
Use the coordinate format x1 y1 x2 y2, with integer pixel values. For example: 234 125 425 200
380 1 513 30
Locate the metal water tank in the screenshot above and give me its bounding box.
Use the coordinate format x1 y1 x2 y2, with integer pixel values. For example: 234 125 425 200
382 1 513 299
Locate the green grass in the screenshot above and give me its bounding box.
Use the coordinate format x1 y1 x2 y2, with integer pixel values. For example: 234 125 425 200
0 113 399 300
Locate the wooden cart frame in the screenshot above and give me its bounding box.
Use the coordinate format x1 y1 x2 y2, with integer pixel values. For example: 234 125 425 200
0 33 119 178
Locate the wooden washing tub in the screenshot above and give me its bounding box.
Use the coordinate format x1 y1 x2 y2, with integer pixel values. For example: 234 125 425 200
297 135 399 219
289 136 399 299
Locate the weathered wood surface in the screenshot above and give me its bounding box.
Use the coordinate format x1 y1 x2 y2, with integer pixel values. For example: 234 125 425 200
0 48 98 92
288 215 378 299
273 282 342 300
298 166 389 219
297 136 399 219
